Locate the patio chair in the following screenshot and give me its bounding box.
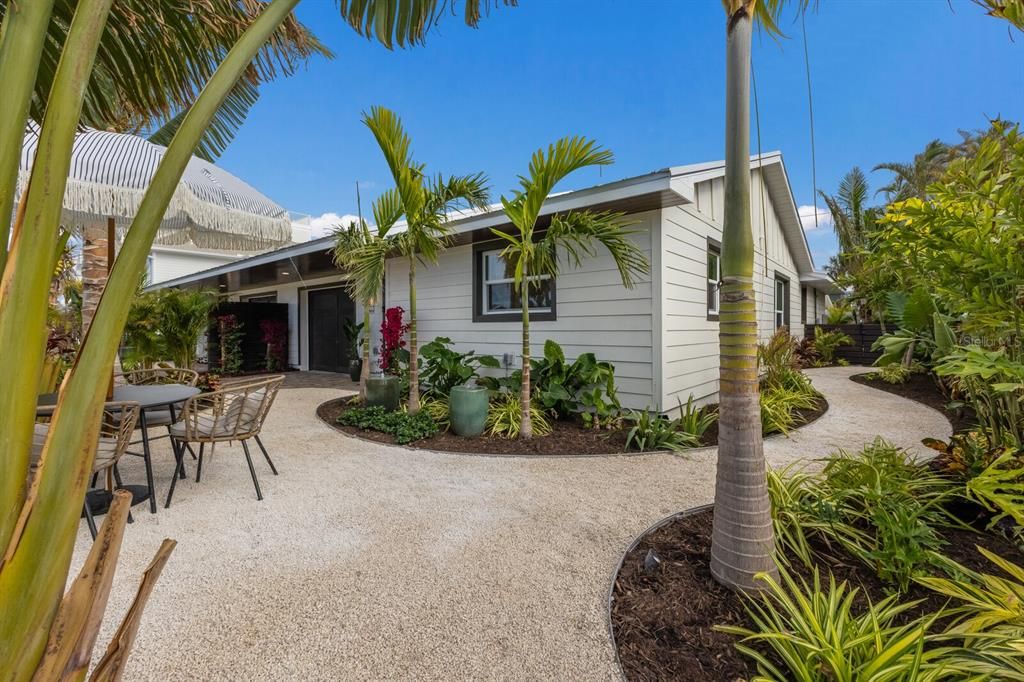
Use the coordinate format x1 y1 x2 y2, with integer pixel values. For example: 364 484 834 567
32 401 141 539
120 367 200 387
164 375 284 507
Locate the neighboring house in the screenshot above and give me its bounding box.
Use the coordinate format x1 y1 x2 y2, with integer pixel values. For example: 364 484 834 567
146 214 316 285
154 152 840 412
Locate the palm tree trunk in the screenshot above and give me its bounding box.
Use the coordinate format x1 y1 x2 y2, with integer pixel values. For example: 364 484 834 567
710 2 778 592
519 271 533 439
80 222 107 335
360 298 371 402
407 254 420 413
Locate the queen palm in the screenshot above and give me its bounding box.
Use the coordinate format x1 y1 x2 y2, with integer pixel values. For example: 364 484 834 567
332 189 404 401
0 2 505 676
362 105 489 413
491 137 649 438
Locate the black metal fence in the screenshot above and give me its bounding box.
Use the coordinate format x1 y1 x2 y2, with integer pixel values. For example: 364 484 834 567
805 323 884 366
207 302 289 373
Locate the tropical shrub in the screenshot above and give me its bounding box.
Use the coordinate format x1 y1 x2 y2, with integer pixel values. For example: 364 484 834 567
478 339 621 425
675 395 718 442
923 431 1008 482
875 363 911 384
420 395 451 432
418 336 499 398
337 405 438 445
625 410 698 453
718 567 933 682
964 450 1024 529
124 288 215 369
936 345 1024 447
811 327 852 366
379 306 409 375
768 439 957 590
260 318 287 371
486 393 551 439
919 547 1024 635
342 319 364 363
824 299 854 325
872 290 955 369
216 313 244 375
760 386 818 436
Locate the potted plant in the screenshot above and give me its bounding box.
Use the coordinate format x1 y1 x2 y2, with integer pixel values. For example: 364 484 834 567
419 336 499 437
343 319 364 382
366 307 407 411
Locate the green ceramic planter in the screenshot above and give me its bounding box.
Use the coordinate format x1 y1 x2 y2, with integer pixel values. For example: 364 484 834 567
365 375 400 412
450 385 489 437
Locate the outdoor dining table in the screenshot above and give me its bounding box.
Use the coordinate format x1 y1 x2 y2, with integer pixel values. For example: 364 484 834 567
37 383 200 514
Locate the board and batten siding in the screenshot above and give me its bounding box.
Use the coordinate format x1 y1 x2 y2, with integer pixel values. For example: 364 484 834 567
384 210 658 410
660 169 803 411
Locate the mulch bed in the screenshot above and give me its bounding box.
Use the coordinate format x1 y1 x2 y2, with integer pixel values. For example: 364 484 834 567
317 398 630 456
611 506 1023 681
316 395 828 456
850 371 976 434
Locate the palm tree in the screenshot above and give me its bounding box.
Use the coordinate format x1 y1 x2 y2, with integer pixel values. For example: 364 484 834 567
872 139 950 201
491 137 649 438
362 105 489 413
0 2 506 676
332 189 404 401
709 0 797 592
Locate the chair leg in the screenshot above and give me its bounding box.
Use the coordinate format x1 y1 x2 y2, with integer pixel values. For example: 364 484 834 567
254 434 278 475
164 440 186 509
139 411 157 514
186 443 198 460
241 440 263 501
83 498 98 540
195 443 205 483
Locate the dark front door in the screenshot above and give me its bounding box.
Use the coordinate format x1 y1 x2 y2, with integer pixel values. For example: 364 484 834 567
307 287 354 372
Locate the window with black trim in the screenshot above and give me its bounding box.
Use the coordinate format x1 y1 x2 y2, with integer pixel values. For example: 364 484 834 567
473 245 556 322
244 293 277 304
801 286 808 324
774 275 790 329
707 240 721 320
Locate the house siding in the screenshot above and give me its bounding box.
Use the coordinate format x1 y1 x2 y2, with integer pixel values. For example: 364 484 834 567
384 210 658 410
661 169 803 410
150 249 239 285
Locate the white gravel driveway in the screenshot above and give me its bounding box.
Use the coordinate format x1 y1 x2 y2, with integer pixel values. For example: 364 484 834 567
73 365 950 680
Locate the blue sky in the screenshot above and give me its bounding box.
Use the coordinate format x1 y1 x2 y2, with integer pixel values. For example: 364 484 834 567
218 0 1023 268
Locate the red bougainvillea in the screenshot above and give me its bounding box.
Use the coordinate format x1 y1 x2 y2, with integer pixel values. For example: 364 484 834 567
379 306 409 373
260 319 288 371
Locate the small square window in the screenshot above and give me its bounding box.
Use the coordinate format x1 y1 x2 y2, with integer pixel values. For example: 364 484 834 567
474 246 555 321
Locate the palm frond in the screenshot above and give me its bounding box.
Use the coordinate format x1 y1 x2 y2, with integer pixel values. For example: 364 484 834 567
510 136 613 237
426 171 490 215
371 187 405 237
146 78 260 162
362 106 426 218
337 0 516 49
1 0 332 132
538 211 649 288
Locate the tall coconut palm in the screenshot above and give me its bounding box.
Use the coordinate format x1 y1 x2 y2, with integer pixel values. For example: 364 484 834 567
332 189 404 401
491 137 649 438
362 105 489 413
0 2 507 676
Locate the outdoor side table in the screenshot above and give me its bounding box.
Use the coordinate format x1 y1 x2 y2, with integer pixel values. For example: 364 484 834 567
38 383 200 514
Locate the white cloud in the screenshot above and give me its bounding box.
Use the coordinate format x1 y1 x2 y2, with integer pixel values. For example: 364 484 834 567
307 212 361 239
797 204 832 232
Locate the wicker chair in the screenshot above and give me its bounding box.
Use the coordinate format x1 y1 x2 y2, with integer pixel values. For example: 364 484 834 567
164 376 284 507
32 401 141 539
120 367 200 387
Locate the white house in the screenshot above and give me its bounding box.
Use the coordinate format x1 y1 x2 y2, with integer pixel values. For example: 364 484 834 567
154 152 839 411
146 214 317 285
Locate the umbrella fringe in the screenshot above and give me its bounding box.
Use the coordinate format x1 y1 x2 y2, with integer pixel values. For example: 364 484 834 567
15 170 291 252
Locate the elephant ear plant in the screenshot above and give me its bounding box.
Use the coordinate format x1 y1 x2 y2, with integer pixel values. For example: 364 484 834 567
0 1 506 677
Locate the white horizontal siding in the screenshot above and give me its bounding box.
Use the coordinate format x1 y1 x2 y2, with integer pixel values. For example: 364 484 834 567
385 211 658 409
660 169 802 411
150 250 238 285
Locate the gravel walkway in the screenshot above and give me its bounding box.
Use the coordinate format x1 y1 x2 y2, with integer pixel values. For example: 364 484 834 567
74 365 950 680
